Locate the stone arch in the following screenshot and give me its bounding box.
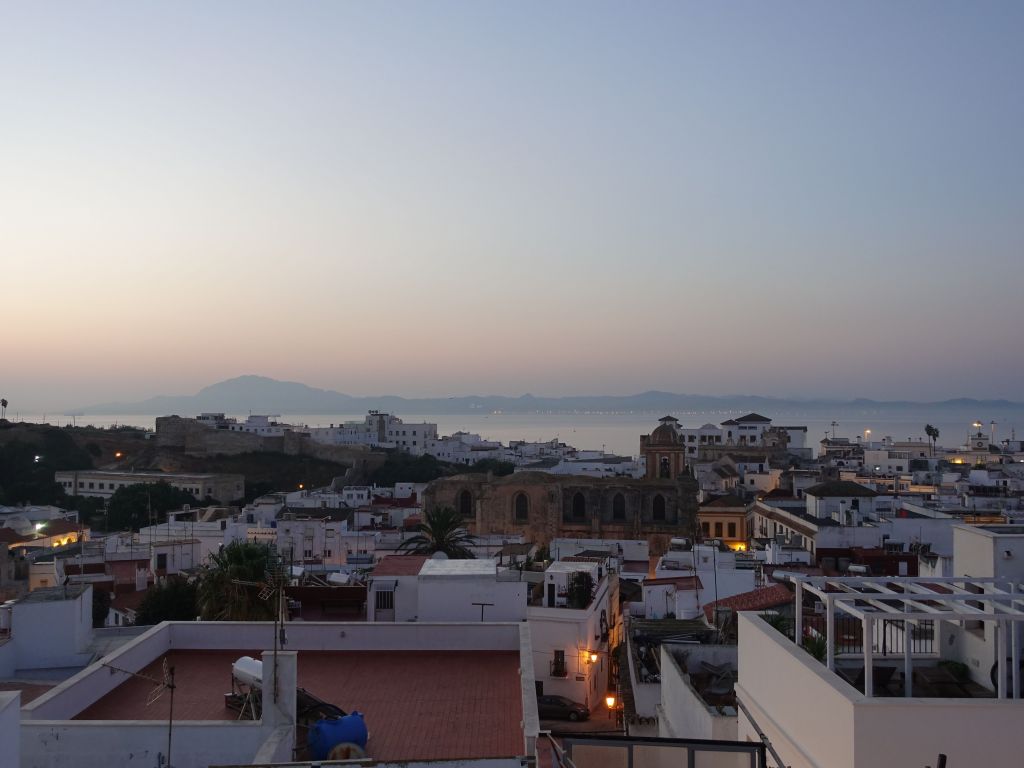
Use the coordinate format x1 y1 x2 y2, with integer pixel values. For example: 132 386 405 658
653 494 666 521
572 492 586 519
612 493 626 520
514 492 529 522
458 489 473 518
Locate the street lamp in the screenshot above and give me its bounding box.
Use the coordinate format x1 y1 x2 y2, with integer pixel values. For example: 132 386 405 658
864 429 871 444
605 692 617 709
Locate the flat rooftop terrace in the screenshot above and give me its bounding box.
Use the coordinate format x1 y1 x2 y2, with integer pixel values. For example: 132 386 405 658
73 648 525 761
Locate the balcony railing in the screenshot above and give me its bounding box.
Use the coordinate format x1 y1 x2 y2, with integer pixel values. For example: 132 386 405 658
550 660 568 678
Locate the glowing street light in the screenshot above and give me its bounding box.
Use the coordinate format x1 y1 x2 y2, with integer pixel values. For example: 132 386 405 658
114 451 123 459
605 693 617 709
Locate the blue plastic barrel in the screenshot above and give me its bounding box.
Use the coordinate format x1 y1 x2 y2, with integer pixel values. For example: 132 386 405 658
308 711 368 760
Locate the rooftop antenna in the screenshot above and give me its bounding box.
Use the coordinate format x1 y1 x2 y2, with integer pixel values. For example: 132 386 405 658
231 546 289 703
103 657 176 767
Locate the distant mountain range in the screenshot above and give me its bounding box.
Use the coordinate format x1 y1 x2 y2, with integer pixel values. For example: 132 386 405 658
75 375 1024 417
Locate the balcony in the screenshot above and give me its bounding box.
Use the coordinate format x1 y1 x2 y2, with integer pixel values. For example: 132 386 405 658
550 660 568 678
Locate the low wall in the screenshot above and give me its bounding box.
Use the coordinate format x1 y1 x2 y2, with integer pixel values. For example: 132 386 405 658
20 720 264 768
659 646 737 741
24 624 172 721
1 692 19 767
168 620 523 652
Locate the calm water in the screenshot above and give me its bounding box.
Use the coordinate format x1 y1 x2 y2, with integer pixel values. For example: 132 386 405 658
13 410 1021 457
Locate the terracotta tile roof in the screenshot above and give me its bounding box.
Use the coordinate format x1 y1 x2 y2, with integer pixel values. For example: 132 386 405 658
735 413 772 423
38 519 86 536
372 554 428 576
0 682 54 705
703 584 793 623
621 560 651 573
75 649 524 761
644 575 703 590
804 480 878 498
111 589 149 614
700 494 746 509
0 528 31 545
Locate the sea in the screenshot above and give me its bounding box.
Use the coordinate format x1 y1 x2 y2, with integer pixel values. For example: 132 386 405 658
11 410 1021 457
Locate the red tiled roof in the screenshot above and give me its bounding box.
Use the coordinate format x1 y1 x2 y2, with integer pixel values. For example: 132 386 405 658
75 649 524 761
622 560 651 572
111 589 149 614
700 494 746 509
39 520 86 536
0 529 31 545
0 682 54 705
372 554 428 576
703 584 793 622
644 575 703 590
372 494 419 508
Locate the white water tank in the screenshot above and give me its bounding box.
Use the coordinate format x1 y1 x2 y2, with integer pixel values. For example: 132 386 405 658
232 656 263 689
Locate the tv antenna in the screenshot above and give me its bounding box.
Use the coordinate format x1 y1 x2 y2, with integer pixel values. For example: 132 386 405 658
103 656 176 767
231 546 290 702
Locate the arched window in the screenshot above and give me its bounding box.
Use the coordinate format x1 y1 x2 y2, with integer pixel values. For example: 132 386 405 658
514 492 529 522
572 492 586 519
653 494 666 521
612 493 626 521
458 489 473 518
659 456 671 479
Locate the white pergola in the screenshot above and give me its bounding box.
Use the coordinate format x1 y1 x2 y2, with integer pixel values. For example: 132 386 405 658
790 575 1024 698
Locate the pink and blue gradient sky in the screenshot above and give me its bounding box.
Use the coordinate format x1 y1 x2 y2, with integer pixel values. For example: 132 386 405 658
2 2 1023 411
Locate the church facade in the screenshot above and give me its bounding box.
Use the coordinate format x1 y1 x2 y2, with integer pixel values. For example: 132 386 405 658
423 471 698 551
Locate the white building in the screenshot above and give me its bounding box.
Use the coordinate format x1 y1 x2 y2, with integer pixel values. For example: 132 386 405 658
54 470 245 503
528 559 619 711
646 539 755 619
737 573 1024 768
307 411 438 455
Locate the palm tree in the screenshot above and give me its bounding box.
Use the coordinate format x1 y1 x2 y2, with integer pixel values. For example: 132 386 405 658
924 424 940 457
399 506 476 559
196 541 278 621
0 398 7 420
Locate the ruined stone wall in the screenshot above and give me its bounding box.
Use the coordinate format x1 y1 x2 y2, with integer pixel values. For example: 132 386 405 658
154 417 386 472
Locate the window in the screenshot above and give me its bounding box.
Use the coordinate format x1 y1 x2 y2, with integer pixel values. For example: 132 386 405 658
612 493 626 520
572 492 586 519
659 457 671 479
714 522 723 537
156 553 167 570
551 649 567 677
304 549 313 558
727 522 737 538
701 522 710 537
514 493 529 522
652 494 666 521
375 590 394 610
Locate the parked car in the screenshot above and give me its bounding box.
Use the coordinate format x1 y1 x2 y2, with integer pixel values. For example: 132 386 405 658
537 694 590 721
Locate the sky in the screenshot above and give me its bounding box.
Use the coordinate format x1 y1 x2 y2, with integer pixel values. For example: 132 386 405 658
2 2 1023 411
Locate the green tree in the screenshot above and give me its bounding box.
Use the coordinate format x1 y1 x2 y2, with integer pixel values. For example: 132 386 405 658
924 424 940 457
196 541 277 621
135 578 199 625
368 452 450 485
92 587 112 628
399 506 476 559
106 482 198 531
0 398 7 419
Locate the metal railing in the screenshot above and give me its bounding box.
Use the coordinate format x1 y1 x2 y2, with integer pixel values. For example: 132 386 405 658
553 732 767 768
